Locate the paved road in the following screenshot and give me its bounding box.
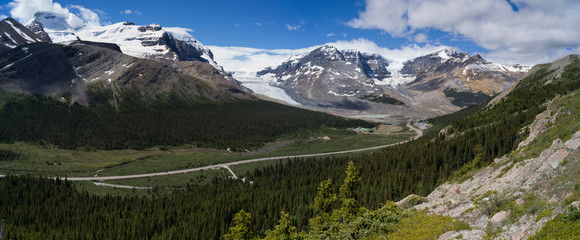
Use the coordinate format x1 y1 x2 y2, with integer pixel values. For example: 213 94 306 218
5 121 423 182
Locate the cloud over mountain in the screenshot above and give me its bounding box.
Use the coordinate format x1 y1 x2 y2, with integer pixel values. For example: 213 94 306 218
348 0 580 64
9 0 102 25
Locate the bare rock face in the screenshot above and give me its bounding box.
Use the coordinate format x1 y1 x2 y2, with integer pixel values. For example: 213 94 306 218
0 41 248 105
402 51 526 96
257 45 393 109
490 211 508 226
0 18 44 52
408 91 580 239
25 19 51 42
438 230 457 240
24 11 229 80
256 46 528 119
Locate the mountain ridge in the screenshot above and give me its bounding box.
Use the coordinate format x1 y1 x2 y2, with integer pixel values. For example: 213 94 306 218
251 45 530 120
25 11 225 72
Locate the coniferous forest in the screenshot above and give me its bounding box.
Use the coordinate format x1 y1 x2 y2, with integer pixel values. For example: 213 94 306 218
0 95 372 151
0 57 578 239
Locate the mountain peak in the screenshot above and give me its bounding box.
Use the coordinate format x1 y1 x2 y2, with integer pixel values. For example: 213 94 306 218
23 12 224 71
31 11 86 31
0 17 43 52
313 45 344 61
435 47 460 60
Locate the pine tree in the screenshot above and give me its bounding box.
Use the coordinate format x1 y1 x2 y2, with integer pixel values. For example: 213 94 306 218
224 209 257 240
263 211 300 240
311 179 337 215
339 161 361 215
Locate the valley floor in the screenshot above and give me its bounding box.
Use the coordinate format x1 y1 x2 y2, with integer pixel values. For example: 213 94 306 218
0 123 418 194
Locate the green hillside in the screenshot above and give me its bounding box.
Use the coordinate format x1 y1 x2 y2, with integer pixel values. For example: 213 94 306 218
0 55 578 239
0 92 372 151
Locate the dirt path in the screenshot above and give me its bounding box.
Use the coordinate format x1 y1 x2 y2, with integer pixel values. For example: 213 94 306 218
407 120 423 139
92 182 152 189
2 121 422 182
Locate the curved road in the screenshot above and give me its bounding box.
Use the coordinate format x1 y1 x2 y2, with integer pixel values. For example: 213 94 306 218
5 120 423 182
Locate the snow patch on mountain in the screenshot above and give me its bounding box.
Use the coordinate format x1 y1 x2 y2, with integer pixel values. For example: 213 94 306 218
232 71 300 105
26 11 223 71
5 19 40 43
465 62 531 73
28 11 86 31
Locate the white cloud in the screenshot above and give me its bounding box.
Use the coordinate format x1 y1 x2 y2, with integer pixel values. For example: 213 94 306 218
70 5 100 25
0 14 7 20
209 39 450 96
413 33 428 43
348 0 580 65
8 0 104 26
346 0 409 37
285 20 305 31
121 9 142 16
208 46 317 73
327 38 449 64
209 38 448 74
9 0 69 23
164 27 194 40
326 33 335 37
285 24 301 31
254 22 262 26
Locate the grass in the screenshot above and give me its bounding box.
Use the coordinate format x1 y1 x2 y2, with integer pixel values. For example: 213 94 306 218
73 169 232 196
72 181 167 197
529 211 580 239
520 90 580 160
386 210 470 240
104 168 230 188
0 126 415 178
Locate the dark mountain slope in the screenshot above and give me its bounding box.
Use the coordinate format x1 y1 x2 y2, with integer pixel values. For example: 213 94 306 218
0 18 43 52
0 41 247 105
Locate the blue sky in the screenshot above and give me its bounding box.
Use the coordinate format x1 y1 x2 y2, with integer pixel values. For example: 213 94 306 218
0 0 488 53
2 0 580 65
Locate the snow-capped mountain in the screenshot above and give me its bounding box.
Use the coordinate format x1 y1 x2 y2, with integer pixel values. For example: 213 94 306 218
26 11 222 71
0 18 43 52
0 39 248 106
252 46 530 116
402 48 529 95
0 17 247 106
257 45 391 108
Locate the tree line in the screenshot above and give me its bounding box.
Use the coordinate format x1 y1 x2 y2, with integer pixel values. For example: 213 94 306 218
0 56 577 238
0 96 372 151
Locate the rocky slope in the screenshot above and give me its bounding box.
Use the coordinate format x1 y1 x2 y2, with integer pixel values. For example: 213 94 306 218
23 10 243 90
25 11 222 69
396 56 580 239
0 16 248 106
254 46 529 120
257 45 390 106
402 49 527 94
0 40 247 105
0 18 43 52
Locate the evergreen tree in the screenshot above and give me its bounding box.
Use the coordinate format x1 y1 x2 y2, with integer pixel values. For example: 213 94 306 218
339 161 361 215
308 179 337 236
263 212 300 240
224 210 258 240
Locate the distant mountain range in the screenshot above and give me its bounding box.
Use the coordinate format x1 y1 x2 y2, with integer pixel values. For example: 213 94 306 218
0 16 247 106
253 45 529 119
26 11 222 69
1 12 531 120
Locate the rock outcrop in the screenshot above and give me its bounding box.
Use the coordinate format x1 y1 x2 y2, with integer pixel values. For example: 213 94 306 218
397 91 580 239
